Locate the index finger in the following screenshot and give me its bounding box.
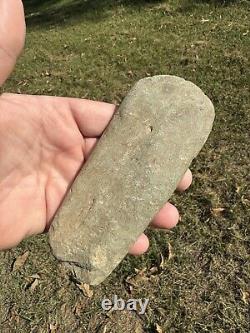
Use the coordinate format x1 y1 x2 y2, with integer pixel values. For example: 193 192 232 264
0 0 26 86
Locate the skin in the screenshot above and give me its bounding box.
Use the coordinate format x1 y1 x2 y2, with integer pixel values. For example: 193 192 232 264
0 0 192 254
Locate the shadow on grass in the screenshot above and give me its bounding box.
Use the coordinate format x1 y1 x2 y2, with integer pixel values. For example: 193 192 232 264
191 0 240 3
23 0 243 28
179 0 242 13
23 0 161 27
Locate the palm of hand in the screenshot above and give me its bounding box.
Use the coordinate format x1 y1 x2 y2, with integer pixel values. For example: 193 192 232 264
0 93 114 248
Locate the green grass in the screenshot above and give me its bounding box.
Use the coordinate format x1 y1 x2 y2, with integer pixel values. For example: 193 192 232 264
0 0 249 332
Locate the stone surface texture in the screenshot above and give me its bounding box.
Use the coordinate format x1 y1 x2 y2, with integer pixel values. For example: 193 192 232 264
49 75 215 285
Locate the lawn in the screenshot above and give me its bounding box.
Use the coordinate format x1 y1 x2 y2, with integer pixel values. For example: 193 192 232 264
0 0 249 332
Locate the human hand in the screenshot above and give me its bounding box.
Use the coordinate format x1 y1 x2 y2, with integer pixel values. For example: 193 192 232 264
0 0 192 253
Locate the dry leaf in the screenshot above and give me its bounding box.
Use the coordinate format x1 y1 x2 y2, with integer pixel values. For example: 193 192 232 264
29 278 39 292
201 18 210 23
236 185 241 193
29 273 40 279
73 300 86 316
135 326 144 333
160 253 165 269
101 325 107 333
60 303 67 315
77 283 94 298
126 276 138 287
211 207 225 215
156 323 163 333
12 251 29 271
168 243 173 260
126 267 151 287
134 268 147 275
241 290 249 304
128 284 133 292
49 323 58 333
193 40 207 46
149 266 158 274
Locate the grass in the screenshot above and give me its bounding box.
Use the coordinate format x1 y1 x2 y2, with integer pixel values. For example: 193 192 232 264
0 0 249 332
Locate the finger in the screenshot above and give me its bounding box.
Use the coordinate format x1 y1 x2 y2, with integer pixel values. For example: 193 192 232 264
0 0 26 86
68 98 117 137
3 93 117 137
128 233 149 256
30 95 116 137
176 168 192 192
151 202 179 229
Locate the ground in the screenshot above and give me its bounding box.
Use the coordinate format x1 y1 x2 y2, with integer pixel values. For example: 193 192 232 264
0 0 249 332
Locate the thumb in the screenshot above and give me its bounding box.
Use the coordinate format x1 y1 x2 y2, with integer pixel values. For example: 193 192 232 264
0 0 26 86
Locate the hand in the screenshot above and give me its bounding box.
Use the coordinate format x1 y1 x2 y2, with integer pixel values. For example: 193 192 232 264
0 0 192 253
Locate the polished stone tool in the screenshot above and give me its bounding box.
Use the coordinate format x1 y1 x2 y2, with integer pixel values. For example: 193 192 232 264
49 75 215 285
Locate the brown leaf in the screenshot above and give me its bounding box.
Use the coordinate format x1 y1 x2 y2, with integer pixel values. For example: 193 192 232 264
159 253 165 269
126 276 138 287
134 268 147 275
60 303 67 315
73 300 86 316
126 267 153 288
211 207 225 215
101 325 107 333
128 284 133 292
135 326 144 333
236 185 241 193
12 251 29 271
29 278 39 292
76 283 94 298
155 323 163 333
49 323 58 333
241 290 249 305
149 266 158 274
168 243 174 260
201 18 210 23
29 273 40 279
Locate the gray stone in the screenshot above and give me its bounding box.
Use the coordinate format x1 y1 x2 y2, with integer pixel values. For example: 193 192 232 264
49 75 215 285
